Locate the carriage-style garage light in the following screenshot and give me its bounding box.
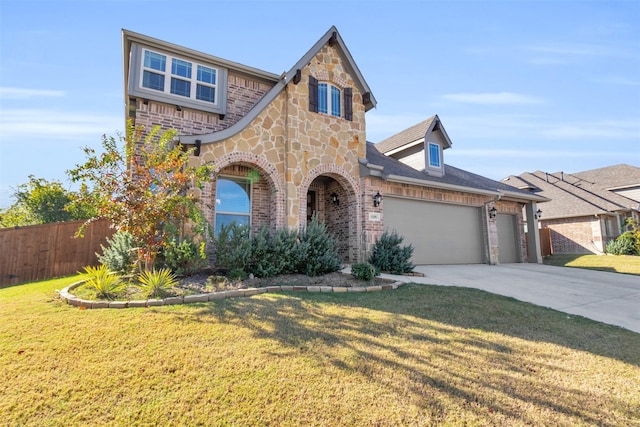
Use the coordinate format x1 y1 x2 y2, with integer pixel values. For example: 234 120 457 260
488 206 497 219
330 192 340 206
373 191 382 207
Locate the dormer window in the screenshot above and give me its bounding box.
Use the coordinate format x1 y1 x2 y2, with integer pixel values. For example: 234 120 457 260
128 43 227 115
428 143 441 168
309 76 353 121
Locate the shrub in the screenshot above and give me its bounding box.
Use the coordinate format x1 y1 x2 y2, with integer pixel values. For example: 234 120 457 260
248 226 302 277
369 230 415 274
136 268 178 299
161 237 206 276
298 216 342 276
351 262 379 282
214 222 252 272
97 231 137 275
606 232 638 256
80 264 125 300
213 217 341 278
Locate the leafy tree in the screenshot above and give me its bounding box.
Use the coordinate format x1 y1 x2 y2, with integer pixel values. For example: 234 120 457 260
67 121 213 270
0 175 95 227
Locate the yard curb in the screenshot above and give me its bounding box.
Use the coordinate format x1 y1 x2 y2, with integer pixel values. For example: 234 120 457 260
58 280 406 309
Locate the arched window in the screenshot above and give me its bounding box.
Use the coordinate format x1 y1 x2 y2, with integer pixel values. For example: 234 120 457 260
215 177 251 235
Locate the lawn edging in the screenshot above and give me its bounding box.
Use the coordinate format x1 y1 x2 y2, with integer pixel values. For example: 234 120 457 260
58 280 407 309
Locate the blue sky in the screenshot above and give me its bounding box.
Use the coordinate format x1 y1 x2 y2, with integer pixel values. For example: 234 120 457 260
1 0 639 208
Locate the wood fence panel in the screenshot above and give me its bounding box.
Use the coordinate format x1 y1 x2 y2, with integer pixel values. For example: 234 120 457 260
0 219 113 287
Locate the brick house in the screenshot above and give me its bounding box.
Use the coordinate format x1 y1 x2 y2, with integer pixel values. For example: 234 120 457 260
122 26 547 265
504 165 640 254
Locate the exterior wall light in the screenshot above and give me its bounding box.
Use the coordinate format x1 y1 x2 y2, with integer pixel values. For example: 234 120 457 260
535 209 542 219
331 192 340 206
373 191 382 207
488 206 497 219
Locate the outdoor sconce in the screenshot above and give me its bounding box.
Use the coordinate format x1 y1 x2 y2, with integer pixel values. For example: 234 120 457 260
373 191 383 207
535 209 542 219
330 192 340 206
488 206 497 219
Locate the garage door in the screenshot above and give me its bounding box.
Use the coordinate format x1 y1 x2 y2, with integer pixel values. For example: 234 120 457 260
497 214 519 263
384 197 484 264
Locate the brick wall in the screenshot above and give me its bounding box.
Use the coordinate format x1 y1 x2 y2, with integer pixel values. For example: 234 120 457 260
542 216 603 254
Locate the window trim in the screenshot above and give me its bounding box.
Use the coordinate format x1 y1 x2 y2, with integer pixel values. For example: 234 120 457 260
128 43 227 115
214 176 252 236
428 142 441 168
309 76 351 120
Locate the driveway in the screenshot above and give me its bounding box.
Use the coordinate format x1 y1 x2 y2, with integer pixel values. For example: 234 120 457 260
380 263 640 334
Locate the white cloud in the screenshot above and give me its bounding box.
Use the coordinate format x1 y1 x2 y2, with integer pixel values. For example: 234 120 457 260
441 92 543 105
0 87 65 99
0 109 122 141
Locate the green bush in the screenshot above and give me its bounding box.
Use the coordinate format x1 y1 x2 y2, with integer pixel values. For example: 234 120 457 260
213 217 341 278
351 262 379 282
369 230 415 274
214 222 251 271
606 232 638 255
80 264 125 300
136 268 178 299
298 216 342 276
248 226 302 277
97 231 138 275
161 237 206 275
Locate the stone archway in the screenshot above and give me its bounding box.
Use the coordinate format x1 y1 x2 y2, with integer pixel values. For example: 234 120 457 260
299 165 361 263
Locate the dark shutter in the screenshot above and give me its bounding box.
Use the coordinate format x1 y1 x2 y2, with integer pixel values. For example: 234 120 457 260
344 87 353 121
309 76 318 112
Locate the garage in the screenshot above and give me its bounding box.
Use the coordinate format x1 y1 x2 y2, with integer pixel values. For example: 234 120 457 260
496 214 520 263
384 197 485 264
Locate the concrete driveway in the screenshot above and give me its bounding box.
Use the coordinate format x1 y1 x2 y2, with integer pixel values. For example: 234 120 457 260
381 263 640 334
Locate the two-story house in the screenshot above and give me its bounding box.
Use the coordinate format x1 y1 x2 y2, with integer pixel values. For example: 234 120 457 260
122 26 547 266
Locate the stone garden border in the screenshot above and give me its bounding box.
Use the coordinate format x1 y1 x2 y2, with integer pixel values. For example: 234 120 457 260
58 279 407 309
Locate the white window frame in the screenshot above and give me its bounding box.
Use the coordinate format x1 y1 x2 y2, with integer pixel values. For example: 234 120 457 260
428 142 441 168
128 43 227 115
214 176 252 236
318 82 342 118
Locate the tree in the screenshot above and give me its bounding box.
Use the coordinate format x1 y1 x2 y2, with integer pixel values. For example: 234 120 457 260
0 175 95 227
67 121 213 270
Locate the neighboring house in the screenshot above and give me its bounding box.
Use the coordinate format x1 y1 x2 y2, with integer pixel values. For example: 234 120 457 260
122 26 547 265
503 165 640 254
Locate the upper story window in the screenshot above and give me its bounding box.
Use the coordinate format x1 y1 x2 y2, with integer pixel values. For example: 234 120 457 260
428 143 441 168
128 43 227 115
141 49 217 103
309 76 352 121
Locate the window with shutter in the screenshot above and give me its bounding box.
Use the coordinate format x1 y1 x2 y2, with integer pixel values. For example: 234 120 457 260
309 76 318 113
344 87 353 121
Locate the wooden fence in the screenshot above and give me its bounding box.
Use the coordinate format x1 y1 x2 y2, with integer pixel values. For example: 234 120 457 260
0 219 113 287
525 227 553 261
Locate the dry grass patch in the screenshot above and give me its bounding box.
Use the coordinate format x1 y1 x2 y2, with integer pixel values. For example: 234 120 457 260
1 276 639 426
544 254 640 275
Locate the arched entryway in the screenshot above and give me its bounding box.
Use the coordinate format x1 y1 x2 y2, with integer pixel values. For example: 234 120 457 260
300 166 361 263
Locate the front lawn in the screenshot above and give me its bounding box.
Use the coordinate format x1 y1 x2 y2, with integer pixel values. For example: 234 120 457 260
544 254 640 275
1 275 639 426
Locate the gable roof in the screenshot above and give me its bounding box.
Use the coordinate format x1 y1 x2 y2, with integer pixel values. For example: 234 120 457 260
364 143 548 203
503 169 640 219
375 115 452 154
177 26 376 145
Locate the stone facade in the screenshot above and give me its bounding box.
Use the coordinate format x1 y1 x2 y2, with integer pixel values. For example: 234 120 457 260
124 27 540 266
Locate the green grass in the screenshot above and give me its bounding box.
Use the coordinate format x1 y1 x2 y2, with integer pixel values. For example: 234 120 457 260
544 254 640 275
2 275 639 426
